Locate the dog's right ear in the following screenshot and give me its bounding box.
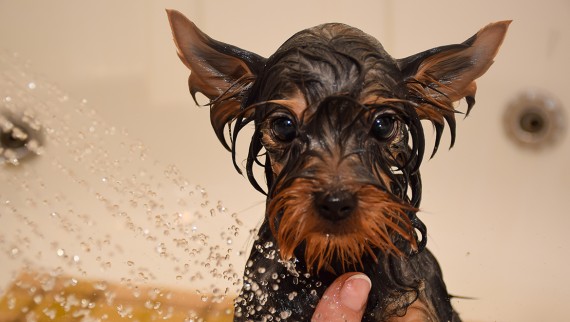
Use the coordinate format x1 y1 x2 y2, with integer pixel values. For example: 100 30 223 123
397 21 509 156
167 9 266 150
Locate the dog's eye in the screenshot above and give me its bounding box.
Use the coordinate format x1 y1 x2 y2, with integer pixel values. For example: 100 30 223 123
271 117 297 142
371 115 396 140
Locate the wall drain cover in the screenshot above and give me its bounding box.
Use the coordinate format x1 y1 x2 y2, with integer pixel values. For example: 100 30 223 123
503 90 566 149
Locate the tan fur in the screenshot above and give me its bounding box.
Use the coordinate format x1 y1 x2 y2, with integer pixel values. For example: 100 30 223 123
268 179 417 273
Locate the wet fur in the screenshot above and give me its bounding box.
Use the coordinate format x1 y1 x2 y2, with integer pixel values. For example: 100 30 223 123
167 10 509 321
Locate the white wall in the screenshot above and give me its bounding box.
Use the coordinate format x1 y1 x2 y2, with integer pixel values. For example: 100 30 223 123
1 1 569 321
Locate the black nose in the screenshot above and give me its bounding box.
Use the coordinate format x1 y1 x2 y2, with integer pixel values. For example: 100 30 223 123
314 190 357 221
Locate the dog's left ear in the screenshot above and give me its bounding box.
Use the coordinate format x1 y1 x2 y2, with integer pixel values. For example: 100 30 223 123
167 9 266 150
398 21 510 152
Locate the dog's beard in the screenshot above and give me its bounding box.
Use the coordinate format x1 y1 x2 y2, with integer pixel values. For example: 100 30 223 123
267 178 418 273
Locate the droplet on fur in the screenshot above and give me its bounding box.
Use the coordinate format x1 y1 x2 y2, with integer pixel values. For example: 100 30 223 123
280 310 292 319
288 292 297 300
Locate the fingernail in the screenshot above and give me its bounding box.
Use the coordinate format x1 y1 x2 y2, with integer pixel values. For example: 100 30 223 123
340 274 371 311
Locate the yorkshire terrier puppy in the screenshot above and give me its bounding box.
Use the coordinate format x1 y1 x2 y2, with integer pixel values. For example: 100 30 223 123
167 10 508 321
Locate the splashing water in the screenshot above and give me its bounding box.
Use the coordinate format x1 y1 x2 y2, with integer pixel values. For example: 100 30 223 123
0 51 250 320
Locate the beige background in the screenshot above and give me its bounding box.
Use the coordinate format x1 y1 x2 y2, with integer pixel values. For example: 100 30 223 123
1 1 569 321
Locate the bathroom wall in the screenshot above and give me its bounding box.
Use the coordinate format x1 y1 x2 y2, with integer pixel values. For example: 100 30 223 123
1 1 568 321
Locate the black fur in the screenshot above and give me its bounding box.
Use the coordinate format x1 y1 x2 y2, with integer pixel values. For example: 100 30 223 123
235 221 460 321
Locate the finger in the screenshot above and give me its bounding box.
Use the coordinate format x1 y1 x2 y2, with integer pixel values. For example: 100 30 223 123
312 272 372 322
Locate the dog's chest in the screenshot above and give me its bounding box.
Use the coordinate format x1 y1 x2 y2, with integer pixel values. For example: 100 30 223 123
233 226 327 321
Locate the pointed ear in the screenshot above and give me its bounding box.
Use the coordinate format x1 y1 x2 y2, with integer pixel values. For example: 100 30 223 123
398 21 510 154
166 9 265 150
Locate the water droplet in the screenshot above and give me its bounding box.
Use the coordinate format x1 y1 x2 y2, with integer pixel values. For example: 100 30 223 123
280 310 291 319
288 291 297 301
156 243 166 254
94 281 108 290
33 294 43 304
56 248 65 257
27 82 36 89
42 307 56 319
116 304 133 318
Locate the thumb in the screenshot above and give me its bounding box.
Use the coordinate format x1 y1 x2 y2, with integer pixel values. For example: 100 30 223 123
312 273 371 322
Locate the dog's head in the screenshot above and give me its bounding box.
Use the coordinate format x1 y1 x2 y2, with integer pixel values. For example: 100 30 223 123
167 10 509 273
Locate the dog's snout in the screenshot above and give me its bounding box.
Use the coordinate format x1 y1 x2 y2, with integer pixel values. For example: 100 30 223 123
314 190 357 221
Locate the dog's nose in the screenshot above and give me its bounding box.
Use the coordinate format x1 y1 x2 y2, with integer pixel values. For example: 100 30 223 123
314 190 357 221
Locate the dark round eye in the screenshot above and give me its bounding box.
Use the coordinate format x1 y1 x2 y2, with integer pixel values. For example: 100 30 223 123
371 115 396 140
271 117 297 142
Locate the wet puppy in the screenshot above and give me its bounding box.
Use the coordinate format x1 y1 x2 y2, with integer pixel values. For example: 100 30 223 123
167 10 508 321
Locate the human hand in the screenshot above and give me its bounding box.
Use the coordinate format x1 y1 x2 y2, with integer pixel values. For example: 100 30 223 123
311 272 371 322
